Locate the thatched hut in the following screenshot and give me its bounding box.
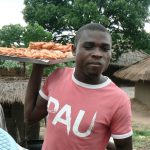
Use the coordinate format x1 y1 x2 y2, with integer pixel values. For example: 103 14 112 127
104 50 149 85
114 57 150 107
112 50 149 67
0 77 41 145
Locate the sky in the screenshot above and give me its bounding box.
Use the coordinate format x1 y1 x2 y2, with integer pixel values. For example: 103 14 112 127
0 0 150 33
0 0 26 28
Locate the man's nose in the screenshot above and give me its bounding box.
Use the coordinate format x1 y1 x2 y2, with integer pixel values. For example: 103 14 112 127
91 48 103 58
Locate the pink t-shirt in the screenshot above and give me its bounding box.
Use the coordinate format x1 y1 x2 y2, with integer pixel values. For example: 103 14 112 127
39 67 132 150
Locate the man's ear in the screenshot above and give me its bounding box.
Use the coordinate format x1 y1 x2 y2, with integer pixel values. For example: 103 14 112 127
72 44 76 56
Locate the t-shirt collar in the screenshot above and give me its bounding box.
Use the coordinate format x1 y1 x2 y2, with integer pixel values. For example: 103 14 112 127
72 69 111 89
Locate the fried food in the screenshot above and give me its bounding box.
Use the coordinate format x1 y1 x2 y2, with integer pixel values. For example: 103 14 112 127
0 41 73 60
29 42 73 52
42 42 55 50
29 42 46 50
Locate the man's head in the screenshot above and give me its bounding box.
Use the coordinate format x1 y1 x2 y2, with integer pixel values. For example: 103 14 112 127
74 23 111 47
73 23 112 82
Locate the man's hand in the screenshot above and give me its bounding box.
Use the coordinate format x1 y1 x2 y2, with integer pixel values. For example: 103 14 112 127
106 141 116 150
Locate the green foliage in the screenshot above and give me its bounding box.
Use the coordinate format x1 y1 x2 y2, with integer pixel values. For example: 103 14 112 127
23 23 52 47
134 129 150 137
0 23 52 48
25 63 33 76
43 61 75 76
25 61 75 77
131 30 150 54
0 60 21 69
0 24 24 47
23 0 72 33
23 0 150 59
133 126 150 149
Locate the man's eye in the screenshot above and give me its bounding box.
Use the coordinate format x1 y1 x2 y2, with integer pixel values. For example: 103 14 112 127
83 43 95 49
102 46 110 52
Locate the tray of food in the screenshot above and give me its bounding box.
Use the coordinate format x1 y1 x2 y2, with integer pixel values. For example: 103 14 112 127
0 42 75 65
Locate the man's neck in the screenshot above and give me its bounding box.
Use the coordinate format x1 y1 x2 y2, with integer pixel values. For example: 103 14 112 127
74 71 107 85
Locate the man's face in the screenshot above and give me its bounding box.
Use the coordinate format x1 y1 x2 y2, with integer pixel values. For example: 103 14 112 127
74 30 112 78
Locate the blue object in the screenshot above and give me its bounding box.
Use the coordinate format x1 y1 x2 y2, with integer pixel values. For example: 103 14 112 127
0 128 19 150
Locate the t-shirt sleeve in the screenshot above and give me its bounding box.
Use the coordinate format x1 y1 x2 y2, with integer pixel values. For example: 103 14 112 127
110 95 133 139
39 77 49 101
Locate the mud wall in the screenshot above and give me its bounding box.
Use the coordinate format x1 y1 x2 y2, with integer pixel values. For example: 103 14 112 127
135 82 150 107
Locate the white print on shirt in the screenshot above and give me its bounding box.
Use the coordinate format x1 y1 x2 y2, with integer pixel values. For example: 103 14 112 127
52 104 71 135
47 96 97 138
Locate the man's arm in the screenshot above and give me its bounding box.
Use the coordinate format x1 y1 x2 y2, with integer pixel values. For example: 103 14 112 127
106 141 116 150
114 136 132 150
24 64 48 125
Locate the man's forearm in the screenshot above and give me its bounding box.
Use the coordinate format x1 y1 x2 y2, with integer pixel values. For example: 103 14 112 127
114 137 132 150
24 64 44 123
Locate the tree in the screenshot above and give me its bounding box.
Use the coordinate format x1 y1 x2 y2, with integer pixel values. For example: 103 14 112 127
23 0 150 59
0 23 52 47
23 23 52 47
0 24 24 47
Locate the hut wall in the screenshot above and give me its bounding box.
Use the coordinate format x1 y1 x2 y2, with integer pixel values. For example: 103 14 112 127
2 102 40 146
135 82 150 107
3 102 25 142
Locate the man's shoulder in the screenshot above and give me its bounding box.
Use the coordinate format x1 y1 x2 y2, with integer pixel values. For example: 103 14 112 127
46 67 73 82
52 67 73 76
108 81 129 100
55 67 73 72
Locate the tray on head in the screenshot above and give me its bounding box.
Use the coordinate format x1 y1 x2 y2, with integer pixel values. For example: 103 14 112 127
0 54 75 65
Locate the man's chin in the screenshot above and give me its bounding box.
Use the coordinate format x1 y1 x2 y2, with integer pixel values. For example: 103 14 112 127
86 70 102 78
88 67 103 75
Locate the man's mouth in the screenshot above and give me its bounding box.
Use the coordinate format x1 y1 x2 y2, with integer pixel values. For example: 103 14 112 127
88 62 103 66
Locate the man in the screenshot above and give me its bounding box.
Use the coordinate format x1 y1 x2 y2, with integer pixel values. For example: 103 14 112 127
24 23 133 150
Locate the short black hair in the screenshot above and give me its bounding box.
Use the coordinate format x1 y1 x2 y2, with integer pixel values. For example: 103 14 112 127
74 23 110 46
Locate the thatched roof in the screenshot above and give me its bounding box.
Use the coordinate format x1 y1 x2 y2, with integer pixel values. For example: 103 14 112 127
0 77 44 104
112 50 149 67
114 57 150 82
0 77 28 104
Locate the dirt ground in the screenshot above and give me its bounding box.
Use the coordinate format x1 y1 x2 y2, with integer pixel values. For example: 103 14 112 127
132 99 150 127
120 86 150 127
121 86 150 150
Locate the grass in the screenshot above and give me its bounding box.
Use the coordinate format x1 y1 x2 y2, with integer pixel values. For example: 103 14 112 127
133 124 150 150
